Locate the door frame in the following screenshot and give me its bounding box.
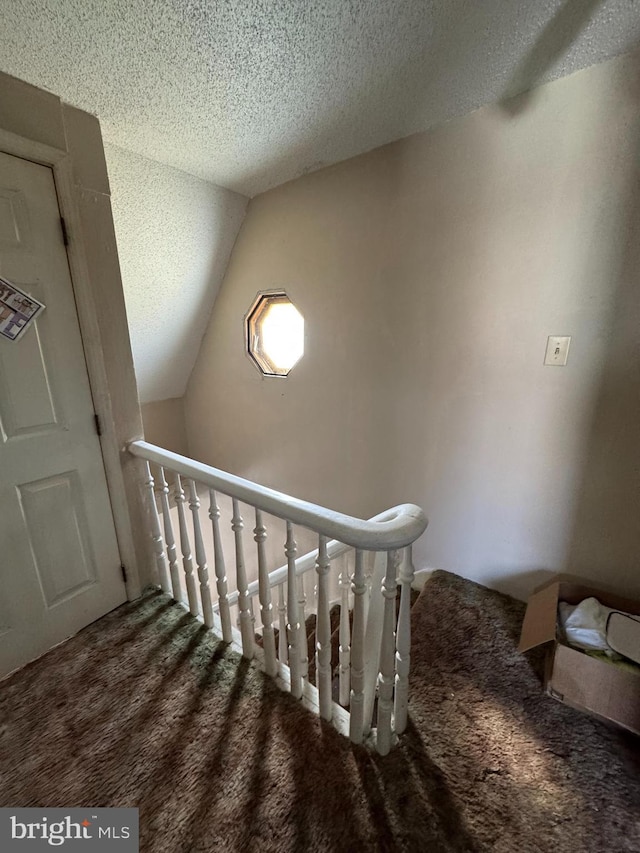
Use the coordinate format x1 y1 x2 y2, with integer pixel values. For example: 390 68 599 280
0 71 151 599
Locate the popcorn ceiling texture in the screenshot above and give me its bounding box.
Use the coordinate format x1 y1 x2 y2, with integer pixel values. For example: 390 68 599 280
104 144 247 403
1 0 639 197
2 1 639 402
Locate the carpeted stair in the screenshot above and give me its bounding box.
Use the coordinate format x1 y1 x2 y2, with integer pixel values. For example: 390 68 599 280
1 571 639 852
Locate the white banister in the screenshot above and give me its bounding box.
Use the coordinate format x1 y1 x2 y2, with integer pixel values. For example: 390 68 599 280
339 565 351 707
362 551 386 736
297 573 309 684
143 461 170 594
174 473 198 616
286 522 303 699
376 549 401 757
232 499 255 659
277 583 288 664
157 466 180 600
130 440 428 754
349 549 366 743
187 479 214 629
394 546 414 735
362 554 373 637
129 441 426 551
315 534 332 721
208 489 233 643
254 508 277 678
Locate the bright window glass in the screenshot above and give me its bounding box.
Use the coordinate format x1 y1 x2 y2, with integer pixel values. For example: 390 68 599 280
260 301 304 370
246 292 304 376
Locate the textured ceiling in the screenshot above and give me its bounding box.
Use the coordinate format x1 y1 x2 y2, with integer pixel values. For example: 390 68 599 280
1 0 639 197
104 144 247 403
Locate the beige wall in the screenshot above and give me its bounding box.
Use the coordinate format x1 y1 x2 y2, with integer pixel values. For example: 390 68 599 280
185 50 640 601
141 398 188 456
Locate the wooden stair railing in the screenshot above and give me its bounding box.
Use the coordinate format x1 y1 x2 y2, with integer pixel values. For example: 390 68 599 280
129 440 428 754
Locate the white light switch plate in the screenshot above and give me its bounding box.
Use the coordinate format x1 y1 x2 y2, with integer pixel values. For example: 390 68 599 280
544 335 571 366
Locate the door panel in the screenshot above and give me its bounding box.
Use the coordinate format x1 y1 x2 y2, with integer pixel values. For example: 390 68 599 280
0 320 59 438
18 471 97 606
0 186 29 247
0 150 126 680
0 595 11 637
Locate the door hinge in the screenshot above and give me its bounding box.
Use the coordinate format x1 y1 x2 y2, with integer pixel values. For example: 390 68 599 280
94 413 102 436
60 217 69 247
121 564 128 584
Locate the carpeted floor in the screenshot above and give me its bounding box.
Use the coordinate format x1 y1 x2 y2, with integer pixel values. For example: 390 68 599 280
1 571 639 852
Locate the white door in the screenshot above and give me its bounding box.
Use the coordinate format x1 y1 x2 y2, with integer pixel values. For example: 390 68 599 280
0 150 126 679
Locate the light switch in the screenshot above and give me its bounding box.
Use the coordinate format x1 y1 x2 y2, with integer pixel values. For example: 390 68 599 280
544 335 571 366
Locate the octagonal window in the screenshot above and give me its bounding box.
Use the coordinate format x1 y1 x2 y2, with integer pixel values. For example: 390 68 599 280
246 291 304 376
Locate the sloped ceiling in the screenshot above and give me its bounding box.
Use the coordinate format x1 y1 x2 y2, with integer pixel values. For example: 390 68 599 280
104 144 247 403
1 0 639 197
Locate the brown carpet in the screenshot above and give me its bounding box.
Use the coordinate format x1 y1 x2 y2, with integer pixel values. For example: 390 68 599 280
1 570 639 852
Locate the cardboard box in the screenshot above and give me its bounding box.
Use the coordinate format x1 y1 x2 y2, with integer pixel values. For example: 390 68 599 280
519 577 640 736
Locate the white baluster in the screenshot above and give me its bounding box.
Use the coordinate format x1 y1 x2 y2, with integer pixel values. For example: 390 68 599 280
315 534 332 721
278 583 288 664
158 466 181 601
376 549 400 756
297 573 309 684
143 462 170 593
362 552 373 632
209 489 233 643
349 549 366 743
232 499 255 659
394 546 415 735
362 551 387 735
174 474 198 616
254 509 277 677
339 563 351 706
286 522 303 698
187 479 214 628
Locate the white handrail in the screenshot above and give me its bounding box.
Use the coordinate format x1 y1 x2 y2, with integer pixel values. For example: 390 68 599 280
129 441 427 550
131 438 429 754
222 507 407 610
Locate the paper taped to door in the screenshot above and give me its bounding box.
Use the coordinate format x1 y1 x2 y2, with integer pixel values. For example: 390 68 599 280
0 275 45 342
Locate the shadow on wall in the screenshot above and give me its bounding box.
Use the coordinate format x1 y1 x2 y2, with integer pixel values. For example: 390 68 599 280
465 90 640 604
372 41 640 597
500 40 640 597
477 51 640 600
563 89 640 592
500 0 605 114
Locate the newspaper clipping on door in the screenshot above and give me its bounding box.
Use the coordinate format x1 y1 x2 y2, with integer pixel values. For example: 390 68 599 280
0 276 45 342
